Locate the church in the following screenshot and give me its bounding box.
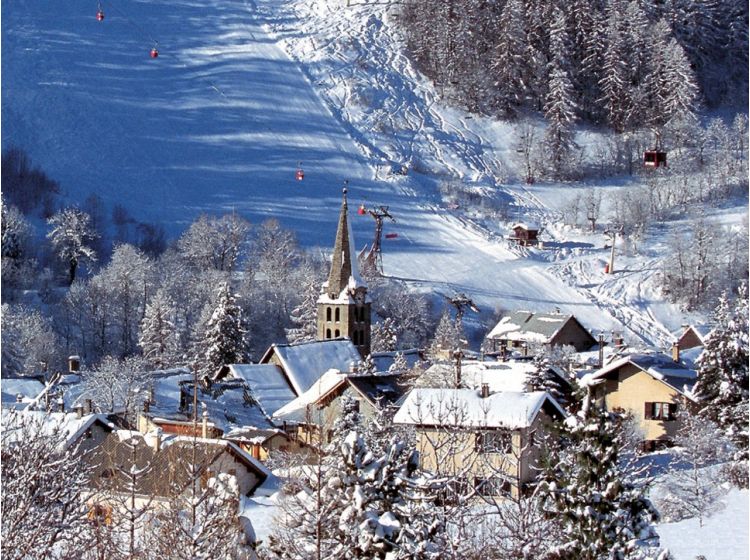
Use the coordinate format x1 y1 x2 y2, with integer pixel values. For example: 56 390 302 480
316 188 371 358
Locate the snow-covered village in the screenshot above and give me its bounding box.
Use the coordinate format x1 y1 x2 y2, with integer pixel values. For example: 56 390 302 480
1 0 748 558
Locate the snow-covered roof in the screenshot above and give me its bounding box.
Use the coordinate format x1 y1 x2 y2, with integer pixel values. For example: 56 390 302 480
1 410 113 449
418 359 569 393
226 364 297 416
393 388 565 429
370 349 423 373
486 311 595 349
510 222 541 231
588 353 698 397
261 339 361 396
147 371 275 433
346 373 409 409
272 369 347 423
1 377 46 409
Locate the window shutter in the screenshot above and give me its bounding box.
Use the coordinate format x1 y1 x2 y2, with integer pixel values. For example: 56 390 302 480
669 402 678 421
644 402 652 419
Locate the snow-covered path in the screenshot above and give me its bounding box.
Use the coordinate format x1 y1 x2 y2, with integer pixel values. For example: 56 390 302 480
2 0 673 340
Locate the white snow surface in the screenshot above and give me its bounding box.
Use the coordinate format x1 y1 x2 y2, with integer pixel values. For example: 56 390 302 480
393 388 562 429
1 0 744 350
657 488 749 560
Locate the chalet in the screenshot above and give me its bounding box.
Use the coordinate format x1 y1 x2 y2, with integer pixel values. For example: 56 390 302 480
85 430 275 539
585 353 698 450
393 387 566 499
223 427 306 461
673 324 711 351
508 222 541 247
486 310 597 353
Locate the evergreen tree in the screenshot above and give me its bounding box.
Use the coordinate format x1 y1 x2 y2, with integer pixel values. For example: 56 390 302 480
198 282 247 377
139 288 180 369
692 286 749 462
371 317 398 353
538 397 659 559
285 275 319 344
525 351 564 404
428 309 464 359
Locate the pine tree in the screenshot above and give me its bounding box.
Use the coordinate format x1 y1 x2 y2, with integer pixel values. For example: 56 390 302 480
692 286 749 462
139 288 180 369
537 397 659 559
198 282 247 377
428 309 464 360
525 351 564 404
371 318 398 353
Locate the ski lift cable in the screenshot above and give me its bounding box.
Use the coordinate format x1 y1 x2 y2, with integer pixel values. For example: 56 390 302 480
99 1 160 48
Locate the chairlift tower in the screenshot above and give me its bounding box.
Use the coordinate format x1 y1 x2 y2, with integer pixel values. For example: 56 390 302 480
365 205 395 274
447 293 480 330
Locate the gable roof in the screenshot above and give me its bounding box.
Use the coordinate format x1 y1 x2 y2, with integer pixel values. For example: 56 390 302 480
260 339 361 396
87 431 272 498
1 410 114 450
271 369 348 423
418 359 570 393
393 388 566 430
487 311 595 346
370 349 424 373
225 364 297 417
588 353 698 398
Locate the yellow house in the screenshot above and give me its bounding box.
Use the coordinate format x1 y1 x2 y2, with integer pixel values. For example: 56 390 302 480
587 353 697 450
392 387 566 500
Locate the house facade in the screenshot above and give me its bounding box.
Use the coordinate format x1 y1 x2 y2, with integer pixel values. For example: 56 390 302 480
587 353 697 449
393 388 566 499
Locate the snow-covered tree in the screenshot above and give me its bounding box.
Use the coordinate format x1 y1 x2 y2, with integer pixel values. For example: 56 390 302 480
84 355 151 423
1 303 61 377
285 274 320 344
692 287 749 463
197 282 247 377
266 394 446 559
139 288 180 369
537 398 659 560
428 309 464 360
371 317 398 353
525 351 564 404
1 198 36 294
46 207 98 285
388 352 409 375
177 213 250 273
657 409 733 526
1 411 92 560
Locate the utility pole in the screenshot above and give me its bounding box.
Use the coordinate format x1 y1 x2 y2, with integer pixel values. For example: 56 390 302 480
603 226 623 274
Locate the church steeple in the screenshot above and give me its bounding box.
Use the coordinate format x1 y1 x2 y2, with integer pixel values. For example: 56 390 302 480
317 186 371 358
325 188 353 298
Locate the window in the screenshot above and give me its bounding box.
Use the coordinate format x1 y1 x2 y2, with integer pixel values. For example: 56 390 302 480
475 430 512 454
644 402 677 421
334 329 340 338
326 328 331 339
474 477 512 497
326 307 332 321
352 330 359 345
335 308 340 322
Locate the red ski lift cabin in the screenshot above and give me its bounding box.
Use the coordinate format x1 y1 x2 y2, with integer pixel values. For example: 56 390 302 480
96 9 105 21
385 233 398 239
358 204 366 215
150 47 159 58
295 168 304 181
643 150 667 168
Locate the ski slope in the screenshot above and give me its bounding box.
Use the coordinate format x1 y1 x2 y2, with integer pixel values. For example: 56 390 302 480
1 0 718 346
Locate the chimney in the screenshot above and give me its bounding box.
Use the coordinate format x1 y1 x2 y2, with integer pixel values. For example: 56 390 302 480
84 399 93 415
149 428 162 452
202 410 209 439
522 343 529 357
68 356 80 374
598 333 605 368
57 397 65 413
501 343 507 362
143 400 150 413
75 405 83 419
481 383 490 398
671 341 680 363
15 393 23 404
480 349 485 362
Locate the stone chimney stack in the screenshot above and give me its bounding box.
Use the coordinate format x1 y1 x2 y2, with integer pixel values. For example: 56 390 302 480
148 428 162 452
671 341 680 363
75 405 83 419
481 383 490 398
57 396 65 413
15 393 23 404
84 399 93 415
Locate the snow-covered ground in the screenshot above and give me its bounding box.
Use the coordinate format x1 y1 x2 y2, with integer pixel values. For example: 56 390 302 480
658 488 749 560
1 0 744 348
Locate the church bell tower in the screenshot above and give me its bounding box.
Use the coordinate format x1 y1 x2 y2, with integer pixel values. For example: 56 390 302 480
317 188 371 358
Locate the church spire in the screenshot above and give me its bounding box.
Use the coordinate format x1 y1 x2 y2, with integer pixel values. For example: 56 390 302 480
325 187 354 298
